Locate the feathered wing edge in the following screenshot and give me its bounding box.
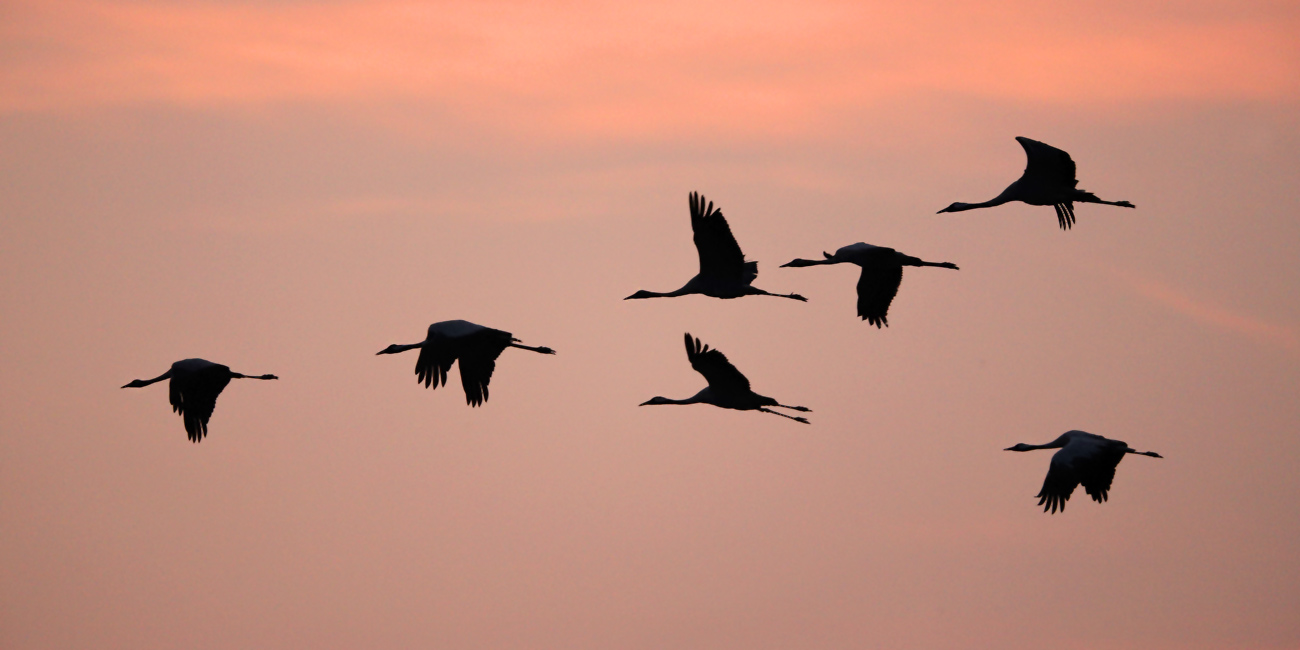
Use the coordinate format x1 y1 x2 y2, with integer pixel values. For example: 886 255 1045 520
689 192 749 284
683 333 751 392
170 370 232 443
856 265 903 328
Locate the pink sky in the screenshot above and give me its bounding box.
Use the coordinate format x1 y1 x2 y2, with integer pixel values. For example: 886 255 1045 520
2 1 1298 649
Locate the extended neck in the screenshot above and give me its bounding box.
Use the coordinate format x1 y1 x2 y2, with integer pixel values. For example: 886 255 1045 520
379 341 425 355
641 393 706 406
122 370 172 388
951 197 1009 212
626 286 691 300
231 372 279 380
781 257 838 268
941 186 1016 213
1007 438 1069 452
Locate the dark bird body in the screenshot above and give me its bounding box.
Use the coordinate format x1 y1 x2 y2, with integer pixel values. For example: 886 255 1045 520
625 192 806 302
938 137 1135 230
782 242 958 327
377 319 555 406
1005 430 1162 514
121 358 278 442
640 334 811 424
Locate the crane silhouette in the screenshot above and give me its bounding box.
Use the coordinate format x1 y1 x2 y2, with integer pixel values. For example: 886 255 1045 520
781 242 958 327
640 333 811 424
1005 430 1162 514
121 358 278 442
625 192 807 302
377 320 555 406
938 137 1135 230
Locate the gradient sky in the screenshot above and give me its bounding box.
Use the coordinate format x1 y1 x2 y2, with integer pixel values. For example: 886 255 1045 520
2 1 1299 648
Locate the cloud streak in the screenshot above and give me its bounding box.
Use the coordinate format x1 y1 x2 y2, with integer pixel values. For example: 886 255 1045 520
1128 274 1300 357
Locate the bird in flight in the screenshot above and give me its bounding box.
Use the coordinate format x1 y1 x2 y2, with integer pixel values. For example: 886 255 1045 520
625 192 807 302
121 358 278 442
377 320 555 406
938 137 1135 230
640 333 811 424
1005 430 1162 514
781 242 958 327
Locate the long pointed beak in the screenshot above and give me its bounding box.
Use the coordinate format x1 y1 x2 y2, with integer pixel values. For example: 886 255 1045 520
638 400 653 406
1003 446 1015 451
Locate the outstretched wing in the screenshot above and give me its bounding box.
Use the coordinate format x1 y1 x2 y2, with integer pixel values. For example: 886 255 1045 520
856 264 903 328
1017 137 1078 189
1078 441 1128 503
456 328 514 407
415 338 456 390
1036 448 1081 514
170 364 232 443
690 192 748 284
684 333 751 393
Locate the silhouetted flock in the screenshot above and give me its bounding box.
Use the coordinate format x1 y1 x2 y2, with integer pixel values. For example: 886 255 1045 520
124 137 1160 514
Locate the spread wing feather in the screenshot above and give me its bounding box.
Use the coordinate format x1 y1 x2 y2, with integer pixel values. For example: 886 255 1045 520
409 323 517 406
684 333 750 393
1079 442 1127 503
1036 450 1080 514
856 264 903 328
458 356 497 407
690 192 748 284
170 363 232 443
455 328 514 407
415 340 455 390
1017 137 1078 189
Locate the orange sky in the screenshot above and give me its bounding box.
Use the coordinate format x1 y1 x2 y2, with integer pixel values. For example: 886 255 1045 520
5 1 1298 134
2 1 1298 649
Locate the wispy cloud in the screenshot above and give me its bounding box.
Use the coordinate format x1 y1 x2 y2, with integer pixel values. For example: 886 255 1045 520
1126 274 1299 357
2 0 1297 139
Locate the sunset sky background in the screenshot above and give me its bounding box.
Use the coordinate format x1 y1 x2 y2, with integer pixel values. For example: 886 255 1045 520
2 1 1298 648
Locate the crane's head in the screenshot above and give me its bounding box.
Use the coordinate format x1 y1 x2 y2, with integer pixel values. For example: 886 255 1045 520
1004 443 1035 452
625 290 657 300
938 202 975 214
639 396 674 406
121 379 150 389
376 344 407 355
